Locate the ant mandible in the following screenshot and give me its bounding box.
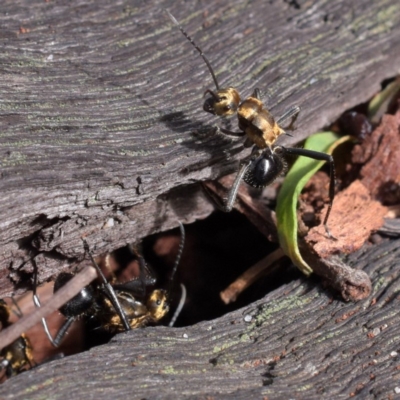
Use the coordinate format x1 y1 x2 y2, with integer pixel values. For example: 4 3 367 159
33 223 185 347
167 11 336 237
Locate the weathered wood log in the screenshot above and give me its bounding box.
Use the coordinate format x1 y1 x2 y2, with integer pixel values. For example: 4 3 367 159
0 239 399 399
1 0 400 295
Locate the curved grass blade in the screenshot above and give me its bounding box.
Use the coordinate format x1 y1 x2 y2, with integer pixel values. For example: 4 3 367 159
276 132 350 275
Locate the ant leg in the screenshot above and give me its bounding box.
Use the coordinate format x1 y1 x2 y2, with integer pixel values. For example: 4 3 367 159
82 240 131 332
130 243 152 297
280 146 336 238
218 126 246 138
32 261 61 347
113 242 163 296
33 289 75 348
52 318 75 347
10 297 23 318
203 156 254 212
251 88 262 100
277 106 301 131
224 160 252 211
243 137 254 148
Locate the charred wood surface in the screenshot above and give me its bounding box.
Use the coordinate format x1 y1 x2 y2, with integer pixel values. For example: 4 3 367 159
1 239 400 399
1 1 400 292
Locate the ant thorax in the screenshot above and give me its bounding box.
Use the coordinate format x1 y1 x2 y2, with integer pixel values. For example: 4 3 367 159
237 96 285 149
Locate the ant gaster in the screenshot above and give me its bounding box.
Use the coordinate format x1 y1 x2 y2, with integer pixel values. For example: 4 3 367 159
0 299 34 379
167 11 336 237
34 223 185 347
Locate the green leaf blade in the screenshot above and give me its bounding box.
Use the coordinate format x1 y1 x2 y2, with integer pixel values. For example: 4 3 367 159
276 132 346 275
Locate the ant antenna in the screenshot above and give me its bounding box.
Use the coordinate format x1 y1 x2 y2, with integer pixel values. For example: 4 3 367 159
31 260 58 347
167 222 185 297
82 239 132 332
130 242 150 297
166 10 220 91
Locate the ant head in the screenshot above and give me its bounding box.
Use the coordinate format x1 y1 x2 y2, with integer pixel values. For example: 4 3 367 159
147 289 169 321
203 88 240 117
1 333 33 378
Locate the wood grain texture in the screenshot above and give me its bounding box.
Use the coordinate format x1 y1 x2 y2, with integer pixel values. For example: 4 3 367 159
1 0 400 295
1 239 399 399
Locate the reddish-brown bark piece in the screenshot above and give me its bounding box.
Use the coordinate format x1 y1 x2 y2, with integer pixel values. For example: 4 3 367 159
297 108 400 301
305 180 387 259
352 110 400 204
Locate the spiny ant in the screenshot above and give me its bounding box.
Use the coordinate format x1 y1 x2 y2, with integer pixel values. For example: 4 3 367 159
33 223 186 348
167 11 336 237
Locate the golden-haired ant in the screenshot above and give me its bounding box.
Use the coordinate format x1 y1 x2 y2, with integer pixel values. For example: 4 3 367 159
167 11 336 237
0 299 35 380
34 223 185 347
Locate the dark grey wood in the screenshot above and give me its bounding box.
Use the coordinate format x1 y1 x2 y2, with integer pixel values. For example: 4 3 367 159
1 0 400 295
1 239 399 399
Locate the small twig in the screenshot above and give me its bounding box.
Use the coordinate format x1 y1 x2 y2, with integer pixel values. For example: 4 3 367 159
311 255 372 301
299 239 372 301
220 248 285 304
0 265 97 351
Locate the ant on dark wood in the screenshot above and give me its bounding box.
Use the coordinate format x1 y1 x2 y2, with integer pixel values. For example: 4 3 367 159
167 11 336 237
33 223 185 347
0 299 35 379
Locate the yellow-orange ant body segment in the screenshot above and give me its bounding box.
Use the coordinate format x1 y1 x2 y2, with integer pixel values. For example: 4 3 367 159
167 11 336 237
0 299 35 379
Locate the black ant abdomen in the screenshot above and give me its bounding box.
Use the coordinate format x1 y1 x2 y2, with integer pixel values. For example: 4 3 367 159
243 148 286 189
53 272 95 319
